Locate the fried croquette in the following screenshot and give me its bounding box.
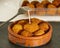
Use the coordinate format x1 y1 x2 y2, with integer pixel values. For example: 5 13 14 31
31 18 42 24
34 30 45 36
12 24 23 34
41 0 51 8
27 3 35 9
24 23 39 33
31 1 39 8
17 20 27 25
46 4 56 15
57 7 60 15
36 3 46 16
27 3 35 15
21 30 32 37
36 3 44 8
39 23 49 31
52 0 60 7
22 0 29 7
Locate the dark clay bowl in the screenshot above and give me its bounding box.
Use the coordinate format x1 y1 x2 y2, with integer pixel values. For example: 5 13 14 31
8 19 52 47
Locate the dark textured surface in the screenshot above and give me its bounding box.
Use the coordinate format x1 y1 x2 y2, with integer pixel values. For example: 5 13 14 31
0 22 60 48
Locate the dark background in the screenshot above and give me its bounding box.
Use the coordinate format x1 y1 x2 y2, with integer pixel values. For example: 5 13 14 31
0 22 60 48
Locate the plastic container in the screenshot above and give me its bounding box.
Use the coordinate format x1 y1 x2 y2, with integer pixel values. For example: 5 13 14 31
21 0 60 16
25 8 60 16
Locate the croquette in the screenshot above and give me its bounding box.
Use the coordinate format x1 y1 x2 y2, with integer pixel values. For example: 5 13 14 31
31 1 39 8
24 23 39 33
12 24 23 34
17 20 27 25
39 23 49 31
52 0 60 7
22 0 29 7
21 30 32 37
34 30 45 36
31 18 42 24
27 3 35 9
41 0 51 8
27 3 35 15
57 7 60 15
36 3 46 16
46 4 56 15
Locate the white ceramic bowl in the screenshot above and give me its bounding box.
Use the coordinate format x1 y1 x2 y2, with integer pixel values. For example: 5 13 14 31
0 0 21 21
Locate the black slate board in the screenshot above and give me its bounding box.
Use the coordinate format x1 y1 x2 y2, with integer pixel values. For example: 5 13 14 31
0 22 60 48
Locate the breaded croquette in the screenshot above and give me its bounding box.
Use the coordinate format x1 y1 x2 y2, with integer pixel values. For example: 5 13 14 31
21 30 32 37
31 1 39 8
17 20 27 25
39 23 49 31
31 18 42 24
24 23 39 33
36 3 46 16
52 0 60 7
57 7 60 15
46 4 56 15
12 24 23 34
41 0 51 8
27 3 35 9
27 3 35 15
34 30 45 36
22 0 29 7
